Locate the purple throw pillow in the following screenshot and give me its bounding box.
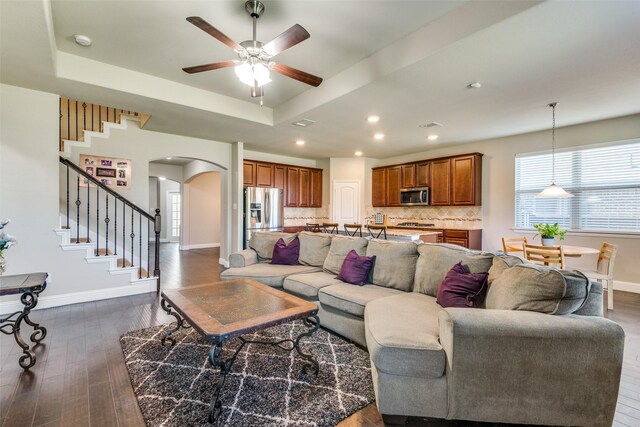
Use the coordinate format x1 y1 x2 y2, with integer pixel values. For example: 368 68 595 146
437 261 488 308
271 237 300 265
336 249 376 286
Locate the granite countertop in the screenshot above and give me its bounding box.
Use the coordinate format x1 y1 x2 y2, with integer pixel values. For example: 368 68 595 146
389 225 482 231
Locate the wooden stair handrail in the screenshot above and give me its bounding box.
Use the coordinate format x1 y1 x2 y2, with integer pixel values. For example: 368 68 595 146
59 156 154 221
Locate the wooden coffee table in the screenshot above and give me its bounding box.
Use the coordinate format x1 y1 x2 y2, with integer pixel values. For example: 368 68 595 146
159 278 320 423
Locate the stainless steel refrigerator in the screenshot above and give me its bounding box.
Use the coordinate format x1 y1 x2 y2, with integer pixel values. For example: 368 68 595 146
243 187 284 249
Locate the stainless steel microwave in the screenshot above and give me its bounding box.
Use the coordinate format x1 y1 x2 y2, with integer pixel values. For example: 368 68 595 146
400 187 430 206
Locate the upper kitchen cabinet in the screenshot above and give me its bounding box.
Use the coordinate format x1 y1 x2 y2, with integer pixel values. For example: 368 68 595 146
401 164 416 188
372 168 387 207
243 161 256 186
286 167 299 207
310 169 322 207
255 162 274 187
451 154 482 206
273 165 286 190
386 166 402 206
371 153 482 207
298 168 311 207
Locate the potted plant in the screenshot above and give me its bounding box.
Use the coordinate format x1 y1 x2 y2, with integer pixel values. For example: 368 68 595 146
0 219 17 275
533 222 567 246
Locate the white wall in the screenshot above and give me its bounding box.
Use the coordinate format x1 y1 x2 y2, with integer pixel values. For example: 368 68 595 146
378 113 640 286
0 84 131 302
183 173 221 248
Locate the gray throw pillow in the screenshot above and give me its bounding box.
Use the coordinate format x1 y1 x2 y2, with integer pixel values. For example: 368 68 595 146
249 231 298 262
485 263 591 315
298 231 332 267
413 244 494 296
323 235 368 275
488 255 524 285
366 239 418 291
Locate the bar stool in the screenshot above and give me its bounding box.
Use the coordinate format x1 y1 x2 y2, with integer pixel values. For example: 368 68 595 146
368 225 387 240
344 224 363 237
305 223 321 232
322 222 339 234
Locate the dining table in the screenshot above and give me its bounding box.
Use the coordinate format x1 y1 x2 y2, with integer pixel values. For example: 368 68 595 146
507 244 600 257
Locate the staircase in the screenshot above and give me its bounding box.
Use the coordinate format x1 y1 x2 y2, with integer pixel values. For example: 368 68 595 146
57 119 161 292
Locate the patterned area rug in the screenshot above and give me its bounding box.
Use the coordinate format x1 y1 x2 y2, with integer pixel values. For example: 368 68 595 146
120 321 375 426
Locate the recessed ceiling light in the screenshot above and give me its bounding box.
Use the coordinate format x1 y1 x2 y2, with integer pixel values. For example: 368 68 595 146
158 176 167 181
427 135 438 141
374 133 384 140
354 151 363 157
467 82 482 89
73 34 92 47
296 139 305 146
367 115 380 123
166 157 172 160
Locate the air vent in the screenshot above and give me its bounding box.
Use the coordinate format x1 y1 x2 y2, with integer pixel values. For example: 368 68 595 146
419 122 443 129
292 118 316 127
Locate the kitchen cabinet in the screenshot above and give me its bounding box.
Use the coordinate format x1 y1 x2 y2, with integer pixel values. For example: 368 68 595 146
451 154 482 206
273 165 286 189
386 166 402 206
430 159 451 206
310 169 322 207
243 161 256 186
298 168 310 207
443 229 482 250
255 162 273 187
372 168 387 207
416 162 429 187
244 160 322 208
401 164 416 188
286 167 299 207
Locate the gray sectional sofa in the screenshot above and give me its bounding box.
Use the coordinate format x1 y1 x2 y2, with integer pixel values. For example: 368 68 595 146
221 231 624 427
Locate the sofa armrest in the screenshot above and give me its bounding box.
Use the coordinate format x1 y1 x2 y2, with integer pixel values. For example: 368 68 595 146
438 308 624 427
228 249 258 268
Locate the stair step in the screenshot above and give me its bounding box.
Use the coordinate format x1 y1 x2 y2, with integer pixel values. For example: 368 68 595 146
71 237 91 244
95 248 114 256
116 258 132 268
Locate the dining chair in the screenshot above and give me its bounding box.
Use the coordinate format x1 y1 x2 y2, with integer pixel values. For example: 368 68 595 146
502 237 528 254
583 243 618 311
368 224 387 240
305 223 321 232
523 243 565 269
322 222 339 234
344 223 363 237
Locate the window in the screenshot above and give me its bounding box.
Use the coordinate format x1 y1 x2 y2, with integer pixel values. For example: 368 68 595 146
515 140 640 233
170 192 181 238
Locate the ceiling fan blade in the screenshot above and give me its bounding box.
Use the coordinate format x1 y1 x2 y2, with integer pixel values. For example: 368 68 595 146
251 84 264 98
182 60 237 74
262 24 310 56
186 16 242 51
272 63 323 87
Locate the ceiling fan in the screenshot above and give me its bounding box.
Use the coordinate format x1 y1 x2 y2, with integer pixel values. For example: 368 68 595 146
182 0 323 99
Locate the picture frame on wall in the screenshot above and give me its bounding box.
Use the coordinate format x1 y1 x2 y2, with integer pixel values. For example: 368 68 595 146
80 154 131 190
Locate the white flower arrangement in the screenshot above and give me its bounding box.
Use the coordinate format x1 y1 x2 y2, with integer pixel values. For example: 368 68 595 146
0 219 17 255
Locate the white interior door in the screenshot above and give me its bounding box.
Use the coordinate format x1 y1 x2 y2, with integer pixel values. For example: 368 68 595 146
333 180 360 226
168 191 181 242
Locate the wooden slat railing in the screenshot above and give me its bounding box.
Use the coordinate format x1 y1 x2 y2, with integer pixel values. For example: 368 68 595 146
59 97 150 151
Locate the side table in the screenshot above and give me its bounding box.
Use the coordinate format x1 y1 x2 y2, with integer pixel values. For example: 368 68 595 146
0 272 48 369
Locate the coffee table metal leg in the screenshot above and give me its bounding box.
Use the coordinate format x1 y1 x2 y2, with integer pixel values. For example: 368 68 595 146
160 297 191 346
293 315 320 376
0 290 45 370
207 339 246 423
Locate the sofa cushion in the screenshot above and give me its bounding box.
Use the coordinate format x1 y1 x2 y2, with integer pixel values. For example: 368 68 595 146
365 293 445 379
318 284 402 317
220 263 320 288
437 262 488 308
248 231 298 262
323 235 369 275
485 263 591 315
283 271 344 299
298 231 332 267
366 239 418 291
488 255 524 285
271 237 300 265
414 244 494 296
336 250 376 286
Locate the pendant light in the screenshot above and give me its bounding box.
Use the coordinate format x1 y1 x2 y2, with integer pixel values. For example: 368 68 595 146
536 102 574 198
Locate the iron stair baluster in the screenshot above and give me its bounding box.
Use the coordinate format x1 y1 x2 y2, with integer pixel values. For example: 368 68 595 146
147 221 150 278
86 178 90 243
122 203 126 268
130 210 135 268
96 187 99 256
66 164 70 229
114 198 117 255
139 212 142 279
104 193 109 256
76 176 80 243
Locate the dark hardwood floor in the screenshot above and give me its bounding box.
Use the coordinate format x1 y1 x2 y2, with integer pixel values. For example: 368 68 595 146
0 243 638 427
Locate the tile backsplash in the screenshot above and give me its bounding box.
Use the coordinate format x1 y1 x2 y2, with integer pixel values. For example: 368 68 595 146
284 205 481 229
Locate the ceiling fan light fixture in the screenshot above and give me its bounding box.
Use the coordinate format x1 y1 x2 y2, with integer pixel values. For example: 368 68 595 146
235 62 271 87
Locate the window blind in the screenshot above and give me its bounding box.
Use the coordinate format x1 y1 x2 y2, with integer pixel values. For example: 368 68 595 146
515 141 640 233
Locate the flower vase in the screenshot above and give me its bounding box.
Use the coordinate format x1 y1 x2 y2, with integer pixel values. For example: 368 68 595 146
541 237 555 247
0 253 5 276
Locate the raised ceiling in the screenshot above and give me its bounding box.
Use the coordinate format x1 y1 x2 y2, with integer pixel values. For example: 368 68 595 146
1 0 639 159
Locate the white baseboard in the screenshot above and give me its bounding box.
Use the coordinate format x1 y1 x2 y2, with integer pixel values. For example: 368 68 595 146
219 258 229 268
613 280 640 294
0 282 156 315
179 243 220 250
159 238 170 243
